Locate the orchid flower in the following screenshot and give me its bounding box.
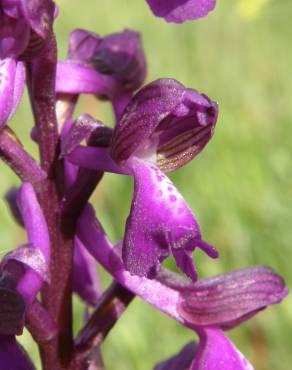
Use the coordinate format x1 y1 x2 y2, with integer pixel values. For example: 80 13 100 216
65 78 218 280
76 203 287 370
145 0 217 23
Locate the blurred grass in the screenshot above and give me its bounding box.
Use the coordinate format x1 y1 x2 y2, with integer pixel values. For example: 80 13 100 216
1 0 291 369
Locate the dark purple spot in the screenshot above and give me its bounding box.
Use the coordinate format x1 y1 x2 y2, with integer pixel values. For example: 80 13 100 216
169 195 177 203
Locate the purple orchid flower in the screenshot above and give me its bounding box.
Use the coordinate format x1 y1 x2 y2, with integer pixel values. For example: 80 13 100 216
0 0 56 60
76 203 287 370
146 0 217 23
66 78 218 280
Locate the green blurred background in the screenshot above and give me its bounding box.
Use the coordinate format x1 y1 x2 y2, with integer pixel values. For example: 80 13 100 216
1 0 291 368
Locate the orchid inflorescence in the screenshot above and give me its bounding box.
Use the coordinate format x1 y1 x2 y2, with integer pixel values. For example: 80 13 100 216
0 0 288 369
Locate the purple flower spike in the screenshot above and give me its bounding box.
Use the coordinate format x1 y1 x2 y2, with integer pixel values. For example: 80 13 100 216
178 265 288 329
0 335 35 370
190 328 254 370
154 342 197 370
0 58 25 127
111 78 218 172
73 237 100 307
146 0 216 23
123 157 218 279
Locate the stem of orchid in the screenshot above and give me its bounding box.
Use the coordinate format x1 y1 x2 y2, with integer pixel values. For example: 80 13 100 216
0 127 45 186
72 281 134 366
26 33 74 368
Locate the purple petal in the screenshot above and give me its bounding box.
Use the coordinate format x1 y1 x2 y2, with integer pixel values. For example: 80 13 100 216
2 244 50 283
17 183 50 262
92 29 146 93
0 335 35 370
5 187 23 226
111 79 218 171
56 61 118 98
0 59 25 127
178 265 288 329
190 328 254 370
68 28 146 94
15 183 50 304
7 61 25 121
67 146 128 175
154 342 197 370
73 237 100 306
0 12 30 58
146 0 216 23
60 114 105 157
0 58 16 126
20 0 55 39
67 29 102 61
123 158 217 279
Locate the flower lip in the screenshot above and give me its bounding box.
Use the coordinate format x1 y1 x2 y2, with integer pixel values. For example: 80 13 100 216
110 78 218 172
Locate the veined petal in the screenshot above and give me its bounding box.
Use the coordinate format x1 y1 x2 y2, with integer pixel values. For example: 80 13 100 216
190 328 254 370
0 335 35 370
146 0 216 23
111 79 218 172
178 265 288 329
123 158 217 279
73 237 100 306
154 342 197 370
